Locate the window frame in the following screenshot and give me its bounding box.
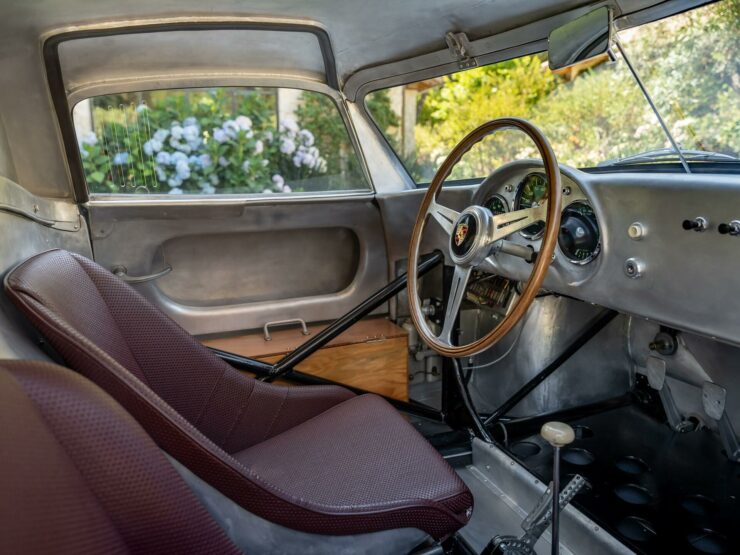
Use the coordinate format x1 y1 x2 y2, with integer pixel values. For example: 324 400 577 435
43 21 379 203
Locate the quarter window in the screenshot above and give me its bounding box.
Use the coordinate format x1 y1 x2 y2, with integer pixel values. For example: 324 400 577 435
73 87 370 196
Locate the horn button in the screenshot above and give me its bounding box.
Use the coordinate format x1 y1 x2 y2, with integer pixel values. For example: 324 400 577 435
449 207 492 266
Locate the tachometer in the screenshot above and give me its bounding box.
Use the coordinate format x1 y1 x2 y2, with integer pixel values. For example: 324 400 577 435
558 201 601 264
484 194 508 216
514 172 548 239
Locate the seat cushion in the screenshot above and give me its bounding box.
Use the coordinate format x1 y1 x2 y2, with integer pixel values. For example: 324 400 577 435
235 394 473 532
0 359 240 555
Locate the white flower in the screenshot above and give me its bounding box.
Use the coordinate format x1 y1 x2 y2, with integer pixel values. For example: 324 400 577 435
262 188 273 194
80 149 89 158
260 159 269 167
171 152 188 165
242 160 250 173
197 154 212 168
272 174 285 189
282 185 292 193
155 151 171 165
169 137 191 153
293 154 303 168
112 152 129 165
280 118 299 133
222 120 240 138
183 117 197 127
175 159 190 180
79 131 98 147
280 138 296 155
218 156 230 167
135 103 149 113
168 176 182 188
183 124 200 143
200 183 216 195
143 138 162 156
213 128 228 143
234 115 252 131
263 130 274 142
153 129 169 142
299 129 315 146
155 166 168 181
169 187 183 195
209 174 220 185
254 140 264 154
170 125 184 140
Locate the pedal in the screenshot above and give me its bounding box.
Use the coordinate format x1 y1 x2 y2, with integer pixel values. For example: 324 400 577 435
481 474 588 555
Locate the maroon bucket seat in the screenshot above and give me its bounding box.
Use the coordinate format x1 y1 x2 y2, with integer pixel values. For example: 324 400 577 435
0 359 241 554
5 249 473 540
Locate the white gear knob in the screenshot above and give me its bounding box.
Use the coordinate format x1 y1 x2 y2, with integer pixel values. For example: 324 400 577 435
540 421 575 448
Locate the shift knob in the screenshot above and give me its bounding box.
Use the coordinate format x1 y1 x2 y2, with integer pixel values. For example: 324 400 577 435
541 422 575 448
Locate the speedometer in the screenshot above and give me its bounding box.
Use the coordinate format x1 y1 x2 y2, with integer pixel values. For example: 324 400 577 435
484 194 508 215
558 201 601 264
514 172 548 239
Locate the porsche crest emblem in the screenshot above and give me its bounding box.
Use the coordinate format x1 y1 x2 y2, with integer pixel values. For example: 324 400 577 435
454 222 469 246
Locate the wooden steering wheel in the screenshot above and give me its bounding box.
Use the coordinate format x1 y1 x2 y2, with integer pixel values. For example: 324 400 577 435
407 118 561 358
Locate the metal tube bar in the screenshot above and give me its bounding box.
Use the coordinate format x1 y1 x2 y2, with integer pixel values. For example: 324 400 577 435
484 309 619 426
452 358 493 442
615 39 690 174
265 250 444 380
551 446 561 555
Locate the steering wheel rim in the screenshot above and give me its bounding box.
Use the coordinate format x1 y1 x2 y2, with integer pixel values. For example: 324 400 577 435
407 117 561 358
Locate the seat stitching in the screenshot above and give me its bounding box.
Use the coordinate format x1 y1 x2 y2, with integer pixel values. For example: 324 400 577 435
221 374 257 451
260 387 289 443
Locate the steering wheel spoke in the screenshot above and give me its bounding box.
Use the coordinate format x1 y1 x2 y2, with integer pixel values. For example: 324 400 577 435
439 265 471 343
429 200 460 235
491 201 548 241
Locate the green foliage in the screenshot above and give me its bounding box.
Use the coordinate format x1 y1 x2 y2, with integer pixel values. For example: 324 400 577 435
366 0 738 181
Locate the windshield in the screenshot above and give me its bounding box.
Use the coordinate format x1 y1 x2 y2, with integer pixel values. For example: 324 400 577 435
365 0 739 183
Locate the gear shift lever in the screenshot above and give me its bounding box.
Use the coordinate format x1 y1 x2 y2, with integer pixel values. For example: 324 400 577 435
540 422 575 555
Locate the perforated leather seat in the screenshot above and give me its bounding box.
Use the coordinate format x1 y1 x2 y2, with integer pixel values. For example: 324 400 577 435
5 249 473 540
0 359 241 554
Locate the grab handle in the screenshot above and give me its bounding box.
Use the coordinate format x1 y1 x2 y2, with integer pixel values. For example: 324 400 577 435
263 318 310 341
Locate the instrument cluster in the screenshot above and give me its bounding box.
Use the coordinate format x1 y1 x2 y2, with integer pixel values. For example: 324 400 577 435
481 171 601 266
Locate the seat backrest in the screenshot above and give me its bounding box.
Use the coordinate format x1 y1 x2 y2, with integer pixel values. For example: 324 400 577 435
0 359 240 555
5 249 349 453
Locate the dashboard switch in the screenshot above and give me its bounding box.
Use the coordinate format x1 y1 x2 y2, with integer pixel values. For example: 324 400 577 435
718 220 740 236
682 217 708 231
624 258 644 279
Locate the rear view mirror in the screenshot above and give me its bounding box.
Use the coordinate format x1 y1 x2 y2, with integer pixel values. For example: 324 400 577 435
548 7 612 70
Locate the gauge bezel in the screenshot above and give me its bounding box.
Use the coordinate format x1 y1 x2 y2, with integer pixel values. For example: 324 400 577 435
484 193 509 215
558 199 602 265
514 172 547 240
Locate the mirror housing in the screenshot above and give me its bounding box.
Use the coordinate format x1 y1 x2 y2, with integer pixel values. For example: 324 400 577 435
548 7 613 71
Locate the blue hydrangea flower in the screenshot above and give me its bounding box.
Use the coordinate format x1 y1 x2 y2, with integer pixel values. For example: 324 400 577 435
153 129 169 142
112 152 130 165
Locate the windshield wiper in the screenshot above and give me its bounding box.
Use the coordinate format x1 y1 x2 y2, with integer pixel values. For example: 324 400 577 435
600 148 740 167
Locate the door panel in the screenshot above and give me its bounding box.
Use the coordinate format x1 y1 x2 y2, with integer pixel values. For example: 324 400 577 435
88 195 388 336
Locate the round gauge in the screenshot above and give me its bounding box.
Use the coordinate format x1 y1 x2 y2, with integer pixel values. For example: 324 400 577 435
558 201 601 264
514 172 548 239
484 194 508 216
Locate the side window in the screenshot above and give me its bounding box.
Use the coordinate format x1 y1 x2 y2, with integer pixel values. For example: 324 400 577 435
73 87 370 196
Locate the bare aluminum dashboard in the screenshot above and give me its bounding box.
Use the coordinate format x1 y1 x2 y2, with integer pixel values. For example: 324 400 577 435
471 160 740 348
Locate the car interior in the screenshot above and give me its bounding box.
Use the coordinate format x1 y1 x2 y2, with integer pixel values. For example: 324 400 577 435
0 0 738 554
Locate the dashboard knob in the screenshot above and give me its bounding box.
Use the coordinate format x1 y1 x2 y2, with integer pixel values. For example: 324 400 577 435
682 217 707 232
718 220 740 236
